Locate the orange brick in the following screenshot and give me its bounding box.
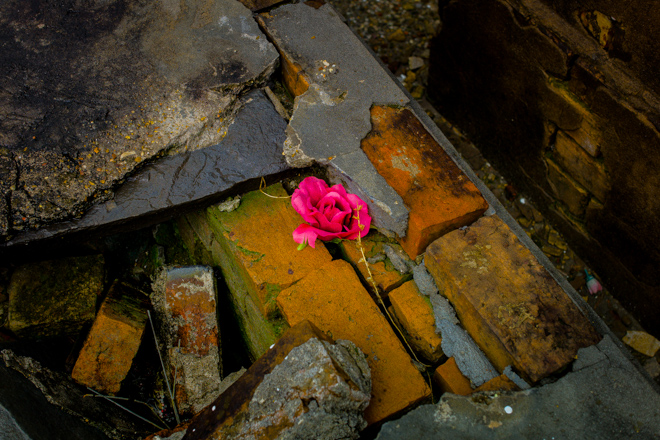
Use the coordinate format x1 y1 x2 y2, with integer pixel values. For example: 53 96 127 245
207 183 333 319
72 282 147 394
361 106 488 259
389 281 443 363
339 232 411 297
425 215 601 383
277 259 431 425
473 374 520 393
433 357 473 396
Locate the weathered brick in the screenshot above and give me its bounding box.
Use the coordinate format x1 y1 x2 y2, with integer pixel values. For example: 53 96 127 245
545 157 591 217
183 320 370 439
72 282 147 394
433 357 521 396
433 357 473 396
152 266 221 415
277 259 431 425
339 232 411 297
178 184 332 360
554 130 609 202
361 105 488 259
7 254 104 339
546 80 603 157
425 215 601 383
389 281 443 363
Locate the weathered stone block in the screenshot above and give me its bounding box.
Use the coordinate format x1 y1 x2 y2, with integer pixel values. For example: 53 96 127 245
425 215 601 383
277 259 431 425
183 320 370 440
72 282 147 394
554 130 609 202
152 266 221 415
361 106 488 258
389 281 443 363
545 157 591 217
339 233 411 297
7 255 104 338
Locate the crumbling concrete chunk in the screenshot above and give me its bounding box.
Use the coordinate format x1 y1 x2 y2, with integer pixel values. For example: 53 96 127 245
152 266 221 415
182 320 371 440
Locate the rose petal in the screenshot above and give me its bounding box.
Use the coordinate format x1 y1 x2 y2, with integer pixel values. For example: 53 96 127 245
298 176 329 206
292 224 319 248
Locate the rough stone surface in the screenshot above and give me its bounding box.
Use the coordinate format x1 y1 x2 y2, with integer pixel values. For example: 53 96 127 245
3 90 289 247
1 350 151 439
361 105 488 258
426 215 601 382
389 281 443 363
72 282 148 394
277 259 431 425
375 335 660 440
412 260 439 297
0 0 278 238
151 266 221 415
7 254 104 338
259 3 410 236
545 157 591 217
182 320 370 440
178 182 332 359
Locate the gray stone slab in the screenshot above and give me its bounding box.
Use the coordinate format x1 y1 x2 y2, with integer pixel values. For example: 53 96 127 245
0 0 277 238
376 343 660 440
260 3 410 236
2 90 289 248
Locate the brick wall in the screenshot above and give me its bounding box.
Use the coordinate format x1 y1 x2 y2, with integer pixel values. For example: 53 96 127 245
428 0 660 336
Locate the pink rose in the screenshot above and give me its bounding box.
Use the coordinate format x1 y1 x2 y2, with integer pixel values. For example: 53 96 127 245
291 176 371 248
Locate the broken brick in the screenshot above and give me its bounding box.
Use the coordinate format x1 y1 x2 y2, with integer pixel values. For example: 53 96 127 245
425 215 601 383
361 105 488 259
277 259 431 425
389 281 443 363
72 282 147 394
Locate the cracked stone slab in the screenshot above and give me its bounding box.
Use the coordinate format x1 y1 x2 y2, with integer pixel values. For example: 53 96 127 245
1 90 289 248
376 336 660 440
0 0 278 238
259 3 410 236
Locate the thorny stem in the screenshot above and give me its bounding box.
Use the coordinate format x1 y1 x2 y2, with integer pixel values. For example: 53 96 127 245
85 387 167 431
353 205 434 398
147 310 181 425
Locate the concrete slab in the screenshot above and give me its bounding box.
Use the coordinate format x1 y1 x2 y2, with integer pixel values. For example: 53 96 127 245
376 335 660 440
1 90 289 249
259 3 410 236
0 0 277 239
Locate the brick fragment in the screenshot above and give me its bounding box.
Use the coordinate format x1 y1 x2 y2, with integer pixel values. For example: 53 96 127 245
277 259 431 425
433 357 473 396
425 215 601 383
361 105 488 259
152 266 221 415
389 281 443 363
72 282 147 394
339 232 411 297
473 374 520 393
183 320 370 440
